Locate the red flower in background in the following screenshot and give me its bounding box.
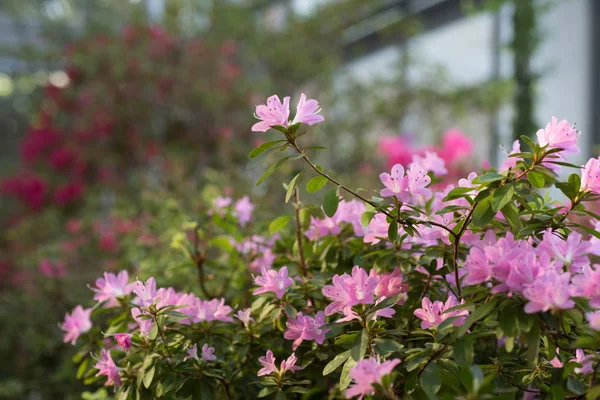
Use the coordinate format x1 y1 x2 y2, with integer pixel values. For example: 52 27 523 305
54 182 84 206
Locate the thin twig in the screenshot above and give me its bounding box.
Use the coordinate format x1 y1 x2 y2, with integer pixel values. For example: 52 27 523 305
293 188 309 276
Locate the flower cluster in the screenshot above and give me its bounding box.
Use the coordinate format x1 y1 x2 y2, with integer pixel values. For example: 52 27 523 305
322 266 408 322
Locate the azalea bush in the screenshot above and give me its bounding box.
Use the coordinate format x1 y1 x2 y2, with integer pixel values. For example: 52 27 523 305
59 93 600 400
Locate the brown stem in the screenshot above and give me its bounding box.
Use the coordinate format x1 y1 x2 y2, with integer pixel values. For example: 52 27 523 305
289 142 457 238
293 188 309 276
152 314 173 358
193 225 214 299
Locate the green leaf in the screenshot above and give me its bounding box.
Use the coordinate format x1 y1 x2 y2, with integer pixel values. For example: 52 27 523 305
249 140 286 159
472 196 495 227
269 216 291 234
443 186 474 202
323 188 340 217
143 366 155 389
323 350 352 376
373 338 404 356
453 337 474 367
149 324 158 341
388 220 398 242
258 387 278 398
256 157 290 186
501 203 522 231
524 318 541 368
527 171 545 188
306 176 328 193
520 135 536 151
285 173 302 203
275 390 287 400
571 223 600 240
340 358 357 390
271 125 288 134
491 184 515 212
361 211 376 227
366 295 400 320
351 329 369 361
457 297 499 337
473 172 504 184
76 359 89 379
420 363 442 397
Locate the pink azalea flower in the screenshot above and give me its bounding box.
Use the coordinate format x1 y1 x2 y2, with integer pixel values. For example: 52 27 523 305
458 172 478 193
234 196 254 227
291 93 324 126
411 151 448 176
549 347 563 368
191 298 234 322
304 215 340 241
251 95 290 132
113 333 132 351
252 93 324 132
131 308 154 335
94 349 121 386
61 305 93 345
523 270 575 313
213 196 232 212
372 267 409 302
463 247 492 285
537 230 590 272
581 157 600 195
257 350 278 376
346 358 401 400
133 277 158 307
570 349 595 374
235 308 254 327
92 270 133 308
253 266 294 299
202 344 217 361
536 116 579 155
499 140 521 172
571 265 600 308
284 311 330 350
586 311 600 331
322 266 379 316
379 164 431 202
380 164 409 201
363 213 391 245
406 167 432 198
184 343 199 362
337 200 367 236
413 296 469 330
257 350 302 377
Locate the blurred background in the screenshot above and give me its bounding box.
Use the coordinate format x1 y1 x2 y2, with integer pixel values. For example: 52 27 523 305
0 0 594 398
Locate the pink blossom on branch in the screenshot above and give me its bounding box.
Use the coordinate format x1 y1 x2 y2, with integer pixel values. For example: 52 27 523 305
93 349 121 386
233 196 254 227
257 350 302 377
536 116 579 156
322 266 379 316
133 277 158 307
113 333 132 351
346 358 401 400
413 296 469 330
284 311 330 350
581 156 600 195
61 305 93 345
522 270 575 313
379 164 431 202
92 270 133 308
253 266 294 299
251 93 324 132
